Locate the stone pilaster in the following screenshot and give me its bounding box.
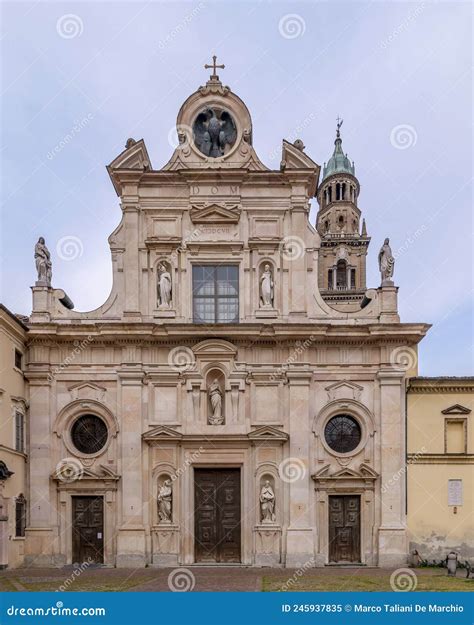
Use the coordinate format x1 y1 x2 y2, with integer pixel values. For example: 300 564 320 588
377 370 407 567
285 369 315 567
116 370 146 567
24 373 59 566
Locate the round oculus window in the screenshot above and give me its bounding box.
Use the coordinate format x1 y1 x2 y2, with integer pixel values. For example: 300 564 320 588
324 414 361 454
71 414 108 454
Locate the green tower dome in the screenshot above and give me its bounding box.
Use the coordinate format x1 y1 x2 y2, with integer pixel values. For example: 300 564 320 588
322 120 355 181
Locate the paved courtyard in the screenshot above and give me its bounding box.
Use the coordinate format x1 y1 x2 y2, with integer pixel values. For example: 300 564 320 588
0 566 472 592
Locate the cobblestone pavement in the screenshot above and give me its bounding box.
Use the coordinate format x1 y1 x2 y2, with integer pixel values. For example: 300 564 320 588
0 566 471 592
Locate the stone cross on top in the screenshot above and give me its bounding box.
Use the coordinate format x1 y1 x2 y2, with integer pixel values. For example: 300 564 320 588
205 55 225 80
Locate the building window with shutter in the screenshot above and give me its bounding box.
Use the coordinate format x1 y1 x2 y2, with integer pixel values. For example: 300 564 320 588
193 265 239 324
14 349 23 370
15 494 26 537
15 411 24 453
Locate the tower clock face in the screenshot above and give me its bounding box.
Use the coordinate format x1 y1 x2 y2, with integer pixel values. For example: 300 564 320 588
324 414 361 454
71 414 108 454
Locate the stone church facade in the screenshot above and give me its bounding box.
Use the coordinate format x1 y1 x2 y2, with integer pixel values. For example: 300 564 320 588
23 64 429 568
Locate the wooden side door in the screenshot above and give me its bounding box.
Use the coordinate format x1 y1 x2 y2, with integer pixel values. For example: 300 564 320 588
328 495 360 563
72 496 104 564
194 469 241 563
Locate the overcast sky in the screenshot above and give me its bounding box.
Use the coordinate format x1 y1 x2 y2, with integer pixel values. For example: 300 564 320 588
1 1 472 375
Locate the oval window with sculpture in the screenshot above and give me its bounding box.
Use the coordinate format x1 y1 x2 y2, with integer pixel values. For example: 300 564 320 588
324 414 361 454
71 414 108 454
193 107 237 157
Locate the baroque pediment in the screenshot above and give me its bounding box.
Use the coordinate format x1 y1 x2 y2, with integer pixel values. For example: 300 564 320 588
51 463 120 482
325 380 364 402
108 138 151 171
68 382 107 402
312 463 378 481
441 404 471 415
248 426 289 442
142 425 183 442
190 203 241 224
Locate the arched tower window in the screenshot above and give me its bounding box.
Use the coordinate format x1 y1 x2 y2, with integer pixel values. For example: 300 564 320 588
328 186 332 203
336 183 341 200
336 260 347 289
342 183 346 200
328 269 333 289
351 268 356 289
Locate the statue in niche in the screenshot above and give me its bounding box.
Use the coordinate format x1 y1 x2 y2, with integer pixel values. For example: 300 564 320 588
157 263 172 308
260 480 276 524
208 378 224 425
378 237 395 284
193 108 237 158
34 237 52 286
260 264 274 308
157 478 172 523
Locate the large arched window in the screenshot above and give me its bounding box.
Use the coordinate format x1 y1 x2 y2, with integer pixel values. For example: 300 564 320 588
336 260 347 289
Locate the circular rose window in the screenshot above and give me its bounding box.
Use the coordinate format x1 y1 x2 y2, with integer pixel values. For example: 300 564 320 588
71 414 108 454
324 414 361 454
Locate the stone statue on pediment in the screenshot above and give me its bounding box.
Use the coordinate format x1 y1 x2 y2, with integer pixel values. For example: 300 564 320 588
35 237 52 286
378 237 395 285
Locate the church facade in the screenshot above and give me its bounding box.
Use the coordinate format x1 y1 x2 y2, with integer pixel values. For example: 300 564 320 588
22 64 430 568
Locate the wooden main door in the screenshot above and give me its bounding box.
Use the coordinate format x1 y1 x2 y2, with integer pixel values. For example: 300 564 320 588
194 469 241 563
328 495 360 563
72 496 104 564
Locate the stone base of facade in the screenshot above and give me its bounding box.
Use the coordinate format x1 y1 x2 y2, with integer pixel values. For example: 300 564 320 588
285 528 315 568
115 528 146 568
377 527 408 567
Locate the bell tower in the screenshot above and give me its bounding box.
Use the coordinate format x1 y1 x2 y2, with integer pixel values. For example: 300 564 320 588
316 120 370 309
